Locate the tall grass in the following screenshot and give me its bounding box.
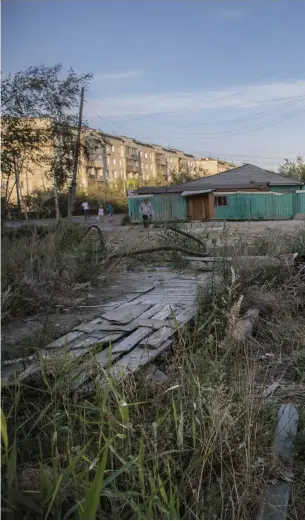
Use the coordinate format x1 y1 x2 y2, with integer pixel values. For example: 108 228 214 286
2 271 277 520
2 225 305 519
1 223 108 322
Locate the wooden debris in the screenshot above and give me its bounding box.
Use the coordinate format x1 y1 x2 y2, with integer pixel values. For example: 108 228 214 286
140 326 174 349
112 327 152 354
259 404 299 520
46 331 84 349
263 382 281 399
232 307 260 342
144 364 169 385
101 303 152 324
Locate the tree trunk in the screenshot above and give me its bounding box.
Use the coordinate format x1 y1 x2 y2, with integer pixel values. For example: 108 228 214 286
13 161 22 215
53 171 60 221
18 180 28 221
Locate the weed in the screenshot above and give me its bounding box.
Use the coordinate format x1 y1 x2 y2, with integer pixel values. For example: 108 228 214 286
1 222 108 323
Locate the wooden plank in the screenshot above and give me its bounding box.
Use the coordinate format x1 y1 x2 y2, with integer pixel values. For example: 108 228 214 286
136 302 165 319
111 327 152 354
183 256 232 262
71 333 122 349
46 331 85 349
136 319 174 330
109 340 173 381
101 303 152 324
91 331 125 342
152 304 178 320
75 322 133 333
140 326 174 349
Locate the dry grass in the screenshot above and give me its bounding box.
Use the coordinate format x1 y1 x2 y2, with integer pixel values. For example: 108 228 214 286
1 223 108 323
2 224 305 519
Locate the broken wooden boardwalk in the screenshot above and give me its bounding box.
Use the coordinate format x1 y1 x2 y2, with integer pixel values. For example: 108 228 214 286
7 268 217 391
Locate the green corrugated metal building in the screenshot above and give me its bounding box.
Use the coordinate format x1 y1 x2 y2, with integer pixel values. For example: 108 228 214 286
129 164 305 221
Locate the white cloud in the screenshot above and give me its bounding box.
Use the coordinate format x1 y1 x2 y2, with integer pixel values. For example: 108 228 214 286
86 80 305 118
93 70 144 81
218 7 247 20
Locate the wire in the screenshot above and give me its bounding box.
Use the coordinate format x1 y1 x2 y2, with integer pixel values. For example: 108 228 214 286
95 69 305 122
103 95 305 131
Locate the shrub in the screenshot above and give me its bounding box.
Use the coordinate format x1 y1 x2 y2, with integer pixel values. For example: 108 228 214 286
1 222 107 322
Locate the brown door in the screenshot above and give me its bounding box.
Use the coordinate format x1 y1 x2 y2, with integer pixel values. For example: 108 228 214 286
188 195 208 220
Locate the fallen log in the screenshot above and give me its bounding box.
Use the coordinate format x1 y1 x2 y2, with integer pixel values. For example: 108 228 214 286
109 246 209 259
165 225 206 248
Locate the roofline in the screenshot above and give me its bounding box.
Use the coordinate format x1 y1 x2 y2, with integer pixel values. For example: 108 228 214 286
181 163 303 186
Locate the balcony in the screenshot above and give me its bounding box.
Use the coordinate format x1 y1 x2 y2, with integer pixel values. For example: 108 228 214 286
87 153 104 167
126 165 140 173
156 154 167 166
125 146 139 160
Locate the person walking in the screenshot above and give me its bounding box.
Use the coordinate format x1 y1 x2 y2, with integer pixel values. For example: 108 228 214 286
97 204 104 221
106 203 114 223
81 200 90 220
140 198 154 228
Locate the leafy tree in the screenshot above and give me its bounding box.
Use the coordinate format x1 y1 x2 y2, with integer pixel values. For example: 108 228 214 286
169 167 207 185
279 156 305 181
1 64 108 218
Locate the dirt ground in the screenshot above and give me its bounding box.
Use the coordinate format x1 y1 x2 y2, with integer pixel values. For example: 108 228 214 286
105 218 305 252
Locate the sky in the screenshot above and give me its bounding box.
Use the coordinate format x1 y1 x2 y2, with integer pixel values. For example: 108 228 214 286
2 0 305 170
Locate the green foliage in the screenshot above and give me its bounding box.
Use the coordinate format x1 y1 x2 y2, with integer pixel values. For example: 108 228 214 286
170 167 207 186
1 64 108 216
279 155 305 181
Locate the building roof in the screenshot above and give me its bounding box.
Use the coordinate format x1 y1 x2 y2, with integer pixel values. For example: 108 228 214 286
134 164 303 196
178 164 303 188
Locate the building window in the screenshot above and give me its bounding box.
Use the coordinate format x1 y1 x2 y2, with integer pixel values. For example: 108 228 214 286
140 151 143 157
113 170 117 178
113 158 116 165
107 157 110 165
214 196 228 207
112 145 115 152
144 152 148 159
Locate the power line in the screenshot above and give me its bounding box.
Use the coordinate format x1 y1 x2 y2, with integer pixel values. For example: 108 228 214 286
96 70 305 122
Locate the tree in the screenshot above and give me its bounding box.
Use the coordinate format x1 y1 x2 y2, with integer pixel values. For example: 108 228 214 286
1 64 108 219
169 167 207 186
279 156 305 181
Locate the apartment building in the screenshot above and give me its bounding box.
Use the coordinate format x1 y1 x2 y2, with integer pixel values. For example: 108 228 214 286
152 145 179 180
3 117 238 202
174 150 196 174
195 157 237 176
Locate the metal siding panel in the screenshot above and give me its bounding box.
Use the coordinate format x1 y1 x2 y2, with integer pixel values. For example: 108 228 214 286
215 193 294 220
294 192 305 214
271 185 301 193
128 194 187 222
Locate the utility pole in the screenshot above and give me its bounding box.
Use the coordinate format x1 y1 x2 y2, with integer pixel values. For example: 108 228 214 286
68 86 85 218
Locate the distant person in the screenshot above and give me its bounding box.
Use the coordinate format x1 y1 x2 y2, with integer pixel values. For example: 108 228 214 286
106 204 114 223
97 204 104 221
140 198 154 228
81 200 90 219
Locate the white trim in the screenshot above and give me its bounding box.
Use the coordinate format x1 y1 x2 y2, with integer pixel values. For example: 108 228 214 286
181 189 213 196
128 194 154 199
296 190 305 193
215 191 282 196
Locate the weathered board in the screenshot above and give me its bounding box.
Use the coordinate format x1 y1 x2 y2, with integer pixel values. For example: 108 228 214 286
101 303 152 324
6 268 214 390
